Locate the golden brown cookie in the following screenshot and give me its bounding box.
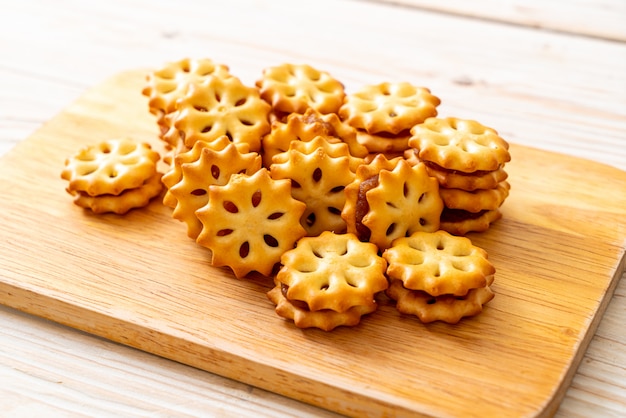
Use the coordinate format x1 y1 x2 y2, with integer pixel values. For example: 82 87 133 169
168 144 262 239
439 208 503 236
160 112 186 149
356 129 412 154
423 161 508 191
271 134 364 173
142 57 232 127
276 231 388 312
256 63 345 115
267 283 378 332
339 82 440 135
61 138 160 197
195 169 306 278
439 181 510 213
383 230 495 297
270 136 357 236
161 136 246 208
386 277 494 324
267 231 387 331
299 108 369 159
261 108 367 168
409 117 511 173
72 172 163 215
342 155 443 250
173 75 271 152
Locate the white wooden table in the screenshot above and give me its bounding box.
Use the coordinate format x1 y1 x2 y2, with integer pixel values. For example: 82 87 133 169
1 0 624 416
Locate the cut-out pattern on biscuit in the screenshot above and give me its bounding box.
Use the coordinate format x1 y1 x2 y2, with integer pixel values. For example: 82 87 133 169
256 63 345 115
161 136 245 208
343 155 443 250
262 108 367 168
270 136 361 236
142 57 231 121
339 82 440 135
277 231 388 313
173 76 271 152
195 169 306 278
383 230 495 296
62 138 160 197
169 144 261 239
410 117 511 173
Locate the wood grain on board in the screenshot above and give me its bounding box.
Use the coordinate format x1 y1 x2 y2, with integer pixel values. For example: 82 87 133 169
0 70 624 417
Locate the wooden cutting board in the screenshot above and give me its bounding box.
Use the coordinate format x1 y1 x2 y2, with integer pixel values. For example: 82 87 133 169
1 70 625 418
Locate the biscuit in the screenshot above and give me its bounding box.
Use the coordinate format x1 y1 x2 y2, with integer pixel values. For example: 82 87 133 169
299 108 369 159
439 181 510 213
161 136 245 208
160 112 185 149
256 63 345 115
270 136 358 236
142 58 231 124
271 133 364 173
195 169 306 278
383 230 495 297
439 208 503 236
339 82 440 135
72 172 163 215
386 277 494 324
342 154 402 241
409 117 510 173
423 160 508 191
356 129 412 154
173 75 271 152
61 138 160 197
267 282 378 332
261 108 367 168
276 231 388 313
168 143 262 239
342 155 443 250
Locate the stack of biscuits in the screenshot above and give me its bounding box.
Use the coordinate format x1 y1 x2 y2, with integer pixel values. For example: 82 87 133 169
58 58 516 329
408 117 511 235
338 81 440 155
61 138 163 215
383 230 496 324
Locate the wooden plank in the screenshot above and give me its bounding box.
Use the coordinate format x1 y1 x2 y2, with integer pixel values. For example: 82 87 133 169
0 69 624 418
373 0 626 42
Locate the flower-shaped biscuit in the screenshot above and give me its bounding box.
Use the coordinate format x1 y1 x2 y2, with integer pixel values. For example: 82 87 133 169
161 136 247 208
383 230 495 297
168 144 261 239
271 231 387 324
270 136 358 236
256 63 345 115
343 155 443 250
439 181 510 213
440 208 503 236
195 169 306 278
262 108 367 168
142 57 231 124
173 76 271 152
339 82 440 135
409 117 511 173
386 277 495 324
61 138 160 197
